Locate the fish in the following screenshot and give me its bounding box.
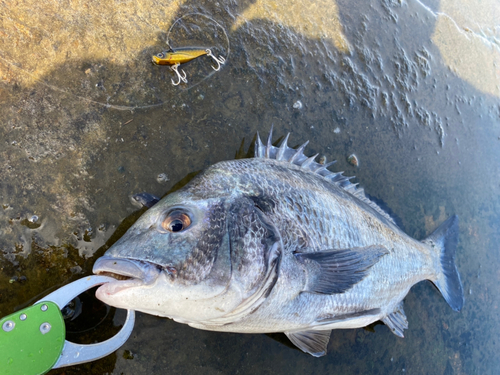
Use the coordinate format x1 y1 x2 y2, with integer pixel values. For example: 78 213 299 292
93 129 464 357
152 48 208 66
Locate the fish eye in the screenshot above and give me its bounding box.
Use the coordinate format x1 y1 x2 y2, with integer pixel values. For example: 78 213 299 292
161 210 191 232
157 53 163 58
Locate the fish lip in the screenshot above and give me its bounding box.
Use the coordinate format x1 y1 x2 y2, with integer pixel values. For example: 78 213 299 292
93 256 164 298
93 256 162 284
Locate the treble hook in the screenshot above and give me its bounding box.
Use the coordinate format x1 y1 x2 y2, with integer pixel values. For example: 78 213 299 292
206 49 226 71
170 63 188 86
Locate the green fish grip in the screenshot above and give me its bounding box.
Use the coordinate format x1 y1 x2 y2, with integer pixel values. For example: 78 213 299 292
0 276 135 375
0 301 65 375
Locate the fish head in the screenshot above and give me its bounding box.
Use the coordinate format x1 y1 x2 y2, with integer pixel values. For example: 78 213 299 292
93 174 281 325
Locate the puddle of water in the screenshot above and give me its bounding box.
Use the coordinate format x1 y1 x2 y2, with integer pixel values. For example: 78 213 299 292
1 0 499 374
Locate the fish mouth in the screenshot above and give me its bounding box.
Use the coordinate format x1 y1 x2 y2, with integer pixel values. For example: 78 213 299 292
93 256 162 296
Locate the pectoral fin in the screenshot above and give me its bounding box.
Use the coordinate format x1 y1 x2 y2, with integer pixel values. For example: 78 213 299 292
285 330 331 357
131 192 160 208
295 245 389 294
381 301 408 337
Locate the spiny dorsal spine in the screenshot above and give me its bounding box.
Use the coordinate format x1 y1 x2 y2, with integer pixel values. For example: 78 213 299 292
254 127 396 225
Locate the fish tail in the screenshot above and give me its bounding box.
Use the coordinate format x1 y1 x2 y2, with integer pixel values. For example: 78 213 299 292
424 215 464 311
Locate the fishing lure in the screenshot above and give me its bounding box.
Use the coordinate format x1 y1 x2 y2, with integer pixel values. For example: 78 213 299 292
152 48 225 86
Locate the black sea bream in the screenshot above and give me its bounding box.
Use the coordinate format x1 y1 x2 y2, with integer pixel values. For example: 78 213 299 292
93 130 464 357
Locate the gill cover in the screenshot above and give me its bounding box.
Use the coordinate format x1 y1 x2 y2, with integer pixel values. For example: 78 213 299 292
195 196 282 326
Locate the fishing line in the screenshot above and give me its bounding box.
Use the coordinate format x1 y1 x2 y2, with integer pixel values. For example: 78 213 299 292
0 55 164 111
164 12 231 91
0 13 230 110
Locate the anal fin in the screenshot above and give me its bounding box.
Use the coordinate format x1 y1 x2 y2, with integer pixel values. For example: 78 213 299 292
381 301 408 338
295 245 389 294
285 330 331 357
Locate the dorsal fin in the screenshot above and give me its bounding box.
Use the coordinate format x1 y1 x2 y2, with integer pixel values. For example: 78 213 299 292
254 129 397 225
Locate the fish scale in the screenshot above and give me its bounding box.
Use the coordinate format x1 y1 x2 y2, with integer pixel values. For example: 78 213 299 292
92 130 464 357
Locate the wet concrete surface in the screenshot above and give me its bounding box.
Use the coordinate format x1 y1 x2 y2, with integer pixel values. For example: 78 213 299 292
1 0 499 373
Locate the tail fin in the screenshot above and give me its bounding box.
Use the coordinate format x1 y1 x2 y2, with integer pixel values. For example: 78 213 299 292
423 215 464 311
